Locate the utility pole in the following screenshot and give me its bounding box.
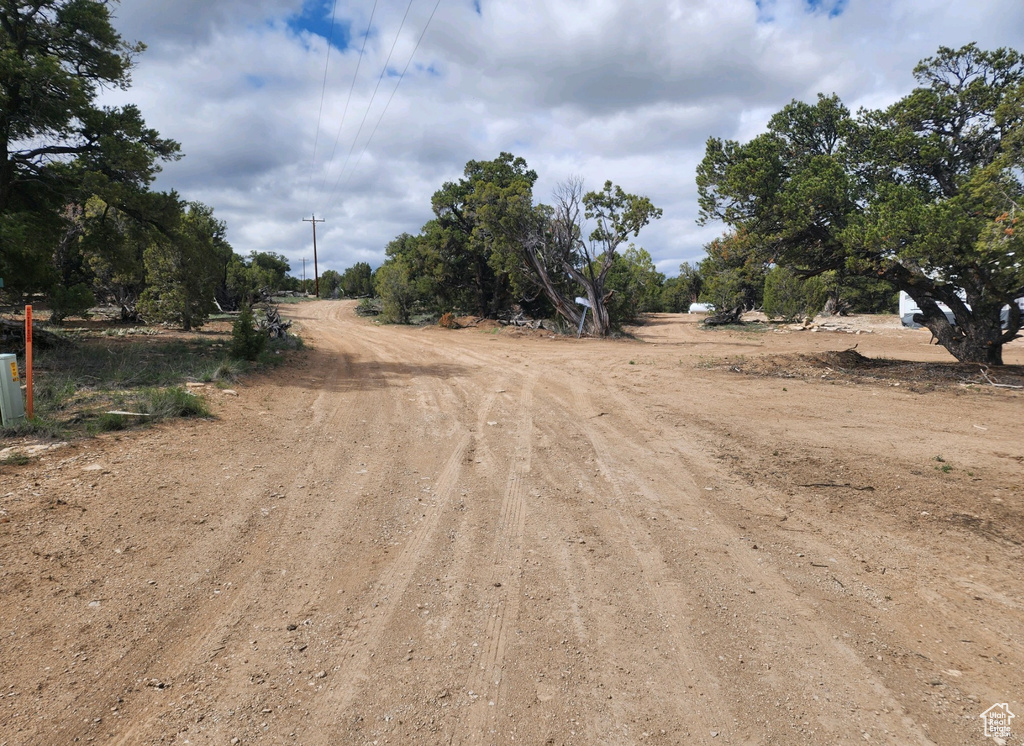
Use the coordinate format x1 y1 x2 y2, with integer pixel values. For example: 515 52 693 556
302 215 325 297
302 257 307 289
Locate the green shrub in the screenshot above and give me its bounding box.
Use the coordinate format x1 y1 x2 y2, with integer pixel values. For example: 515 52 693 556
209 358 244 382
375 261 415 323
91 412 128 433
230 304 266 360
48 283 95 325
0 450 30 466
141 387 210 419
0 415 64 439
356 297 381 316
763 267 826 322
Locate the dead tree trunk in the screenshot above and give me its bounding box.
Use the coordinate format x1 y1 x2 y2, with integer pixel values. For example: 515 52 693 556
256 302 292 339
703 306 744 326
0 319 72 352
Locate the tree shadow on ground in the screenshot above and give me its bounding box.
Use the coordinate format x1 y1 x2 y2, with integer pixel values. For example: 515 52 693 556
273 353 470 394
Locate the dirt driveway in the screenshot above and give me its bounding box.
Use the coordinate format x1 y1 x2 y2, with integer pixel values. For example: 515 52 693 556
1 302 1022 745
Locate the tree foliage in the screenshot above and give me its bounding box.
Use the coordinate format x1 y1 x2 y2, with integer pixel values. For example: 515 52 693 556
0 0 178 214
249 252 291 291
374 257 415 324
431 152 539 317
661 262 703 312
762 266 826 321
317 268 342 298
78 193 178 321
697 232 768 314
0 2 259 335
697 44 1024 363
603 245 665 323
138 202 231 331
375 154 662 335
0 0 198 323
226 252 284 307
340 261 373 297
488 174 663 335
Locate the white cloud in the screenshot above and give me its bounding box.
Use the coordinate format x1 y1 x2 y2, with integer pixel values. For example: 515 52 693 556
103 0 1024 278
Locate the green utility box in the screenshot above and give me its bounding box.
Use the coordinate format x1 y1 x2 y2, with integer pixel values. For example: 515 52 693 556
0 353 25 426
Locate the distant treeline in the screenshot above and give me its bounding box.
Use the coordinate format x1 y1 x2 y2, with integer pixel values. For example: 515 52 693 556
334 151 896 330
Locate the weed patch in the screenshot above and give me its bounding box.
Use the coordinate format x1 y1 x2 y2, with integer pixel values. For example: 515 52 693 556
141 387 211 419
0 450 30 466
1 324 304 441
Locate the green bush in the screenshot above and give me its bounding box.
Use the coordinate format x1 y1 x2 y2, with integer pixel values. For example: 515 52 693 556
356 297 381 316
48 283 95 325
0 414 64 439
763 267 826 322
230 304 266 360
602 246 665 324
0 450 30 465
375 261 415 324
91 412 128 433
141 387 210 419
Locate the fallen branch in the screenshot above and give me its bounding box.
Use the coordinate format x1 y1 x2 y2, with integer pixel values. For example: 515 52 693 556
796 482 875 491
499 306 542 329
257 304 292 339
702 306 744 326
0 318 73 351
976 365 1023 389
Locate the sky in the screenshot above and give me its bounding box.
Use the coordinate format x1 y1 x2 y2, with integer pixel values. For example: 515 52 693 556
101 0 1024 278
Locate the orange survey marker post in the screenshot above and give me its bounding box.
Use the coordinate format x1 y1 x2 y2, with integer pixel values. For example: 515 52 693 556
25 305 33 419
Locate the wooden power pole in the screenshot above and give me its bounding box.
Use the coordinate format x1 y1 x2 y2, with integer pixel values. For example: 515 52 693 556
302 215 325 297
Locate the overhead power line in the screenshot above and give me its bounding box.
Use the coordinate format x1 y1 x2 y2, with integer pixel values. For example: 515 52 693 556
318 0 418 213
305 0 341 202
320 0 444 214
336 0 444 198
317 0 381 199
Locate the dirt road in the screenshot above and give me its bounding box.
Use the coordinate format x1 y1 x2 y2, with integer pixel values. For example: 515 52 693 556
2 301 1022 745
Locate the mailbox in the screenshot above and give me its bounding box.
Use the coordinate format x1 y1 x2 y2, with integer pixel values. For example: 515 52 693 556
0 353 25 426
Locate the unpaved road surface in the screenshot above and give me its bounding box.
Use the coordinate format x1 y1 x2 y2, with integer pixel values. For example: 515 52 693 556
2 302 1022 745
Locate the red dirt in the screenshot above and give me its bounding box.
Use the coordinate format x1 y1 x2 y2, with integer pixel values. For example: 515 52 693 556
1 303 1021 745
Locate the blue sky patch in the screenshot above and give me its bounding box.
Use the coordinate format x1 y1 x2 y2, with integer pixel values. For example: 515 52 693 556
287 0 352 50
754 0 775 22
804 0 848 18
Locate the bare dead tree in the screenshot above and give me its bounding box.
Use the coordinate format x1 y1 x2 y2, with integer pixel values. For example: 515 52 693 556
513 177 661 336
515 178 586 331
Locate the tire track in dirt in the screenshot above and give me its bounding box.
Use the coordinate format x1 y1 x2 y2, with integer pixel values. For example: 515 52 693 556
104 305 480 745
295 429 472 744
610 377 1024 736
611 371 1024 641
566 371 938 744
7 304 1023 745
316 367 517 745
554 375 738 743
103 323 399 746
456 374 537 746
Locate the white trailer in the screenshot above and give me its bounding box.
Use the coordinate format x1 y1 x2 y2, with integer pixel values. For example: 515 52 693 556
899 291 1024 329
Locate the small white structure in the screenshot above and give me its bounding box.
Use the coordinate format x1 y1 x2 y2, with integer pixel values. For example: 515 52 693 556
0 353 25 426
688 303 715 314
